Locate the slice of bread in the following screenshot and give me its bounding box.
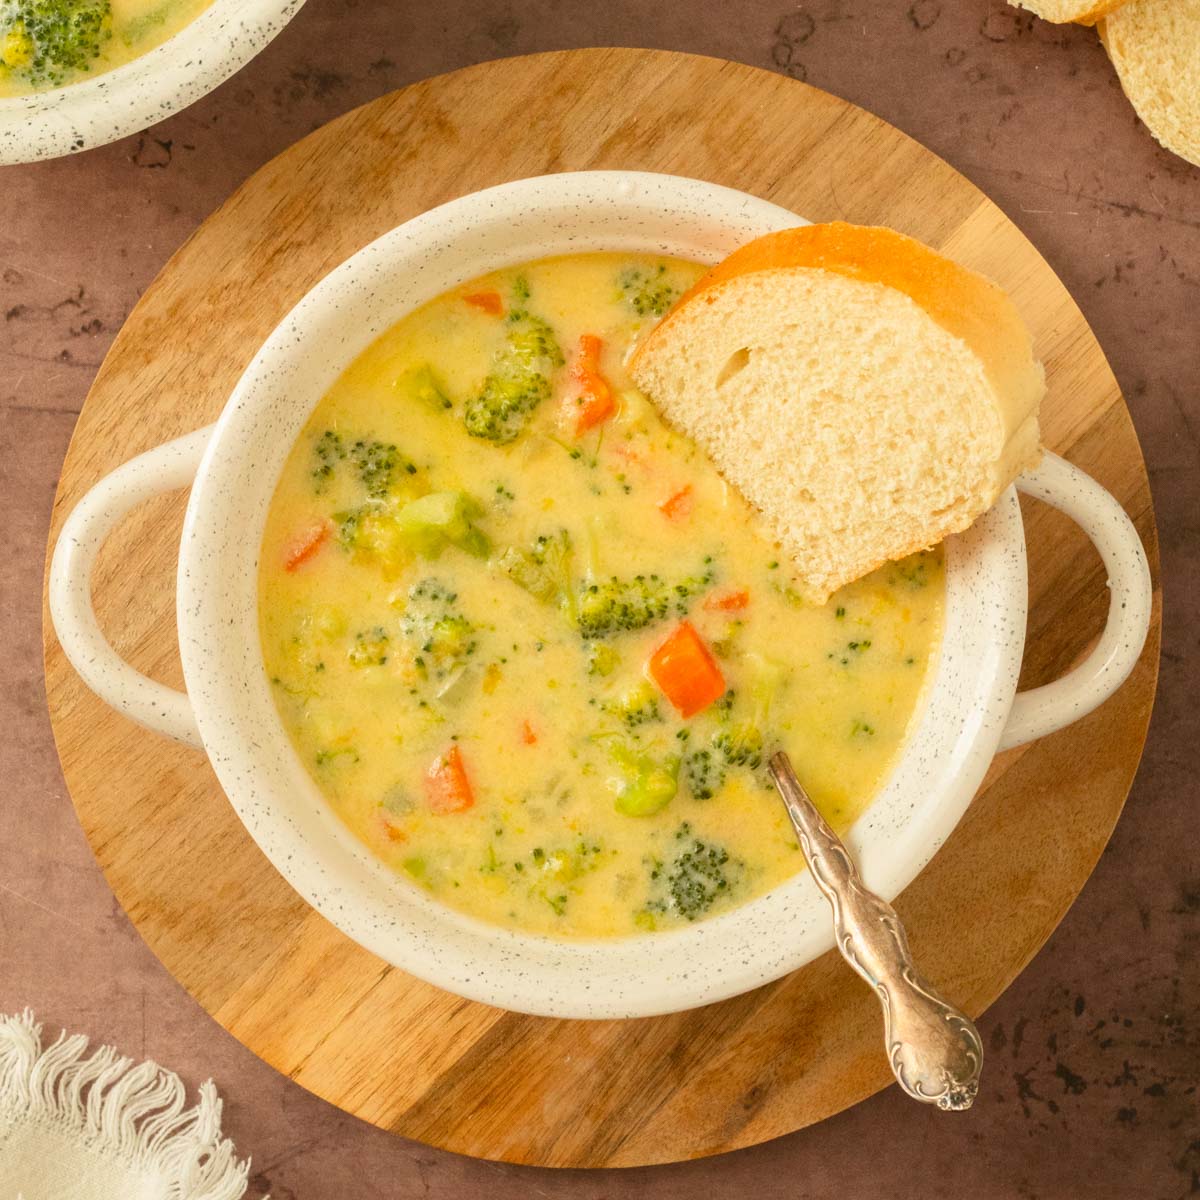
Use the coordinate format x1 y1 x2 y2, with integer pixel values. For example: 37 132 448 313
628 223 1044 605
1101 0 1200 167
1008 0 1127 24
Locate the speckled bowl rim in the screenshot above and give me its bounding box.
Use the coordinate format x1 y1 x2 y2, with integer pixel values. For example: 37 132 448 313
177 171 1028 1019
0 0 306 165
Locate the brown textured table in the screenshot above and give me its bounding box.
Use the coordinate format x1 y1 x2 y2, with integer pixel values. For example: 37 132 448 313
2 3 1197 1196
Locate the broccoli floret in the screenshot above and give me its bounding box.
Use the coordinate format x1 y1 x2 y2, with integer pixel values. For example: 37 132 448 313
684 746 725 799
309 430 416 498
577 575 669 638
646 823 741 922
337 490 488 575
604 739 679 817
347 627 390 668
335 502 412 578
495 529 576 619
1 1 111 86
603 681 661 730
392 491 489 558
311 430 345 493
713 723 764 769
350 438 415 499
464 311 564 443
507 312 561 360
576 566 713 639
709 655 788 771
400 579 477 680
665 829 735 919
618 264 682 318
426 615 475 662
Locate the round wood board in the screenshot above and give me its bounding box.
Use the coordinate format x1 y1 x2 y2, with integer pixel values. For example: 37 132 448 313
43 49 1161 1167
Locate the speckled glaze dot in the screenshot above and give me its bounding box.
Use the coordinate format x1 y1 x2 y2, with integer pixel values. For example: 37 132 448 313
49 174 1152 1019
0 0 307 165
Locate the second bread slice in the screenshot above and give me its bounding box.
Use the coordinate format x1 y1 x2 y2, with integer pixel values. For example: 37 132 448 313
1009 0 1127 24
1101 0 1200 167
628 223 1044 604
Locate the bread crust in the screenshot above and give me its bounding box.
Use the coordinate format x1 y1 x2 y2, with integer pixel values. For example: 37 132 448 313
637 224 1039 422
631 221 1042 496
630 222 1045 601
1010 0 1128 25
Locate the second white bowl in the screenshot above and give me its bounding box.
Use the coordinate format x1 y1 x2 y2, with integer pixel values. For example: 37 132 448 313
0 0 307 164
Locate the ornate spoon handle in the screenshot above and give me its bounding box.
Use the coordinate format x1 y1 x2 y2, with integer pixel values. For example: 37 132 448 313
768 751 983 1110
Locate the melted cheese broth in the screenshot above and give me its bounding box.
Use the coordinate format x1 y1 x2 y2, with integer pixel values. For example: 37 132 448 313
259 253 944 939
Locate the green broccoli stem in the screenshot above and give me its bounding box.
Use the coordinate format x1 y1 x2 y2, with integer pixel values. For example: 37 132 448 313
607 741 679 817
615 757 679 817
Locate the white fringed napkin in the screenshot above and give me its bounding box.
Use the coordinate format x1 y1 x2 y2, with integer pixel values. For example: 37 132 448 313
0 1011 257 1200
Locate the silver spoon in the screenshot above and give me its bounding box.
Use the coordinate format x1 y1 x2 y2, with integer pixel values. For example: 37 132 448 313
768 751 984 1110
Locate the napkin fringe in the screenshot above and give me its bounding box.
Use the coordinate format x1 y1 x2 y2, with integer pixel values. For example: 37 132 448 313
0 1010 255 1200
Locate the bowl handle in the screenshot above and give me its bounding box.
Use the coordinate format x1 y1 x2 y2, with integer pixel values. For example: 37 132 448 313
999 451 1152 751
49 427 214 749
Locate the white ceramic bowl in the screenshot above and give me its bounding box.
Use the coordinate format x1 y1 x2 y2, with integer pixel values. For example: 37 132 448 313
49 172 1152 1019
0 0 306 165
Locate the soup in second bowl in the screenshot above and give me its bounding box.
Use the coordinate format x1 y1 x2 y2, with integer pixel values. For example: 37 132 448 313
0 0 212 96
258 252 944 939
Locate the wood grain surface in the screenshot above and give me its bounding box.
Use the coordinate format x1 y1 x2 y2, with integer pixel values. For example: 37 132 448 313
41 49 1160 1167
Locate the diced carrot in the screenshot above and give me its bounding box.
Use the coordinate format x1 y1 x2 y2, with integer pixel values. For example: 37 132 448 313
658 486 693 521
520 720 538 745
576 333 603 373
284 521 331 571
384 821 408 843
563 333 616 435
424 745 475 814
573 389 615 435
704 589 750 612
464 290 503 315
647 621 727 719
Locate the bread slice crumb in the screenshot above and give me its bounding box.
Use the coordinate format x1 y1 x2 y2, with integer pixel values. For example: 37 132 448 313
629 223 1044 605
1101 0 1200 167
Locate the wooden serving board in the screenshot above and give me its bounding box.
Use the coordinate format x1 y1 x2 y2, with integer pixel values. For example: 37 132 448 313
42 49 1160 1167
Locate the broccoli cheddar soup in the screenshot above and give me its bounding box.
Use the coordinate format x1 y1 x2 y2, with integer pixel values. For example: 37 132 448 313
0 0 213 97
259 253 945 939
